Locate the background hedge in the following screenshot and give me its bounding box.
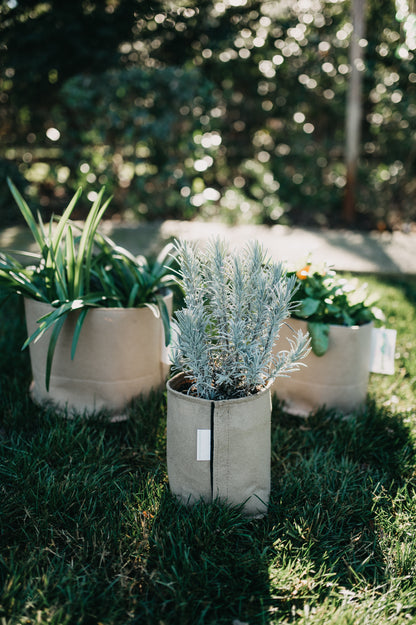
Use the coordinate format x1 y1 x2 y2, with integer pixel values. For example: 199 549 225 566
1 0 415 230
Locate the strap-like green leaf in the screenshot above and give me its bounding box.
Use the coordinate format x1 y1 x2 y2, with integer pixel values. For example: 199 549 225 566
22 302 74 350
71 308 88 360
154 294 171 346
45 315 66 391
144 302 160 318
73 189 112 297
23 296 105 388
307 321 329 356
84 196 113 286
7 178 44 251
51 244 69 301
127 282 140 308
51 187 83 256
66 226 75 300
150 242 176 281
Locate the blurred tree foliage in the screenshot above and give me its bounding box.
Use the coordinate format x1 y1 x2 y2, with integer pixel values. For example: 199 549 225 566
0 0 415 230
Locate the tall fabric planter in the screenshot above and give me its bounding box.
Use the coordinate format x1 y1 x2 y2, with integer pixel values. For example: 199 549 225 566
272 318 373 416
24 293 172 418
167 373 271 518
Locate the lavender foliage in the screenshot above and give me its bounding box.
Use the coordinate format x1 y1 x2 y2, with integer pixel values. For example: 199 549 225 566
171 238 310 400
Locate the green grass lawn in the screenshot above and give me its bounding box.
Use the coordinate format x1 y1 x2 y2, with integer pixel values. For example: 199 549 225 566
1 274 416 625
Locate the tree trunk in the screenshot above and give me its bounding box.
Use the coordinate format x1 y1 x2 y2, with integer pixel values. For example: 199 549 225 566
343 0 367 225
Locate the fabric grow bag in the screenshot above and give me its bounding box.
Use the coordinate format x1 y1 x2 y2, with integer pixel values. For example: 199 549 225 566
272 318 373 416
24 293 172 418
166 372 271 518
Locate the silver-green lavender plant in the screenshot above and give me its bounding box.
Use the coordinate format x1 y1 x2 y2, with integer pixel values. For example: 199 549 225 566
170 238 310 400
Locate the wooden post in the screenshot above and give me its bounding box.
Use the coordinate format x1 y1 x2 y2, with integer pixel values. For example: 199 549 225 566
343 0 367 224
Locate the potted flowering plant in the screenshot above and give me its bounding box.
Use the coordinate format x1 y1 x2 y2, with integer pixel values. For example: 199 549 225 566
166 238 310 517
272 260 382 416
0 179 176 418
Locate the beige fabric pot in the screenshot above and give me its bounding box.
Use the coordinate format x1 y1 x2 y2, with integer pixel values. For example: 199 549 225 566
24 293 172 418
272 318 373 416
167 372 271 518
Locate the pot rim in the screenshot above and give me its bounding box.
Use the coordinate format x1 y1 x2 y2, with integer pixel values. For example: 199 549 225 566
167 371 272 407
24 289 172 313
289 317 374 331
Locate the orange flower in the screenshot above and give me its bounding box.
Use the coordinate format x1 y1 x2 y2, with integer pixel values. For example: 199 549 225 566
296 263 311 280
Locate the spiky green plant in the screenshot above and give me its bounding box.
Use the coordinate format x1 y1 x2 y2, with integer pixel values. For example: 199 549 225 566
0 179 177 389
170 238 310 400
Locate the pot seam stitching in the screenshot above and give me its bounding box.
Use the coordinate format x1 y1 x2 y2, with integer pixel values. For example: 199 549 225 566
210 401 215 502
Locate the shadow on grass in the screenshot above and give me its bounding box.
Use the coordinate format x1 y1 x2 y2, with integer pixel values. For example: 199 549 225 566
2 288 416 623
131 394 416 624
0 391 172 624
380 274 416 307
136 494 272 625
266 396 415 607
1 390 415 624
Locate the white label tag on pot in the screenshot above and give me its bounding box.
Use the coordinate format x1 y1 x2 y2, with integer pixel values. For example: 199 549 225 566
197 429 211 461
369 327 396 375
